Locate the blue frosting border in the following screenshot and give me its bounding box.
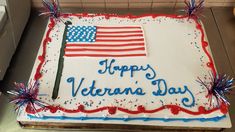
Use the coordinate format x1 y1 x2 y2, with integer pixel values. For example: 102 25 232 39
27 114 226 122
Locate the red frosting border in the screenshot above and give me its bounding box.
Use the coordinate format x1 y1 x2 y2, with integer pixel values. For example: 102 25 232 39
31 13 220 115
26 103 228 115
34 18 55 80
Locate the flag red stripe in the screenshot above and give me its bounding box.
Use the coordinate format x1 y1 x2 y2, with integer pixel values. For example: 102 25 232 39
96 34 143 38
95 38 144 42
97 26 141 29
64 47 145 52
64 54 146 57
96 31 142 34
66 43 145 47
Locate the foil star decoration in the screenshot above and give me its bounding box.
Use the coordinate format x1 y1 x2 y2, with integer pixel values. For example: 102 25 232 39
39 0 62 20
197 73 234 107
7 81 46 115
184 0 205 18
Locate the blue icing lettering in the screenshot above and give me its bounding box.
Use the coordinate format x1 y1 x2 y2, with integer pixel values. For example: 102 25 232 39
181 86 195 107
152 79 195 107
69 59 196 108
98 59 115 75
68 77 145 97
81 88 89 96
129 65 139 77
152 79 167 96
113 65 129 77
97 59 156 79
67 77 84 97
145 64 156 80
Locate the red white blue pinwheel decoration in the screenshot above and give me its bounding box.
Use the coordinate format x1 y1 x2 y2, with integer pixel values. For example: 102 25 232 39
197 73 234 107
39 0 61 20
7 81 46 115
184 0 205 18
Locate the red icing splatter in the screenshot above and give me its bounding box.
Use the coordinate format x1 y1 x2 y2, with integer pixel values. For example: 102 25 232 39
198 106 206 113
137 105 145 112
49 106 59 113
220 102 228 114
32 14 222 115
108 107 117 115
170 106 180 115
78 105 85 111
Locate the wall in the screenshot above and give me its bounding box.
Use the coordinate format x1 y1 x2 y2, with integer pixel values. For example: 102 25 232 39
32 0 235 8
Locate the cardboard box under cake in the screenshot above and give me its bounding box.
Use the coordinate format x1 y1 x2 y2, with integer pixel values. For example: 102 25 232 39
19 121 228 131
17 13 232 131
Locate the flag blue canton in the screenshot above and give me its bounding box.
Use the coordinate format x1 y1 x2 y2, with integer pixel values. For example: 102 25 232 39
66 26 96 42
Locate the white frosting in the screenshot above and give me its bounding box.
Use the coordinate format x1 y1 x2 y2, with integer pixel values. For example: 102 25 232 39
17 14 231 128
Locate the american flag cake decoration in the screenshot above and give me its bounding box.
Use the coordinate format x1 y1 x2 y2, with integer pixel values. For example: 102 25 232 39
65 25 147 57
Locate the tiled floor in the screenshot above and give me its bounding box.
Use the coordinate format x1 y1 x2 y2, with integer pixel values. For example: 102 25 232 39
0 7 234 131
